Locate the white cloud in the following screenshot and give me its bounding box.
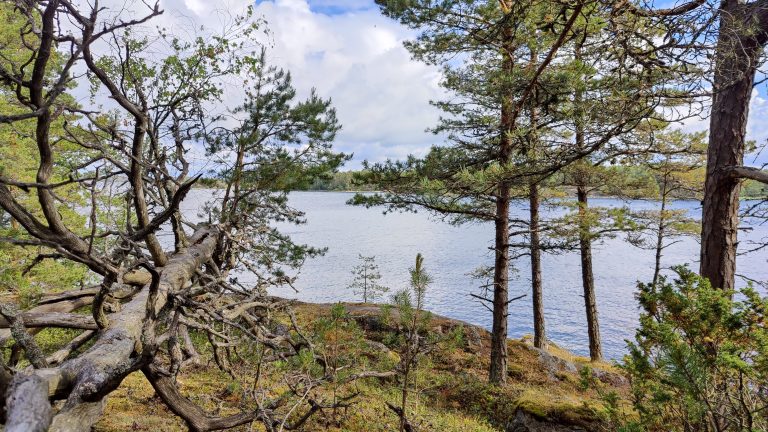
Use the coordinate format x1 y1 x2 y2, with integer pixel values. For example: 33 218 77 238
745 89 768 166
65 0 443 170
251 0 443 166
81 1 768 171
680 89 768 166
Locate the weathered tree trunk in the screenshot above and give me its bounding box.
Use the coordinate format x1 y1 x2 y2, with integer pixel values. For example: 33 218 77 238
529 183 546 349
3 227 219 432
577 187 602 361
5 374 52 432
490 183 511 384
700 1 763 291
488 21 516 385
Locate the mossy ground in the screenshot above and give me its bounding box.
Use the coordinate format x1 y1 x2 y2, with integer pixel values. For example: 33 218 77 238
26 302 630 431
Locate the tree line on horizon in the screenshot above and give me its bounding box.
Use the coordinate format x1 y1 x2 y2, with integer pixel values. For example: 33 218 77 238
304 167 766 199
200 166 768 199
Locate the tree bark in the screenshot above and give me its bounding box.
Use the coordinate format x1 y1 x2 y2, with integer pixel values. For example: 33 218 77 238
4 374 52 432
577 187 602 361
490 184 510 384
700 0 762 291
487 20 516 385
0 312 97 330
2 227 219 432
572 38 602 361
529 183 546 349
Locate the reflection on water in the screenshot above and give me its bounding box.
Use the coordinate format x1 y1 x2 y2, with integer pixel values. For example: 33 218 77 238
179 190 768 360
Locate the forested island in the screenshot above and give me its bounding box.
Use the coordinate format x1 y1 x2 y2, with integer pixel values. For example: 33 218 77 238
0 0 767 431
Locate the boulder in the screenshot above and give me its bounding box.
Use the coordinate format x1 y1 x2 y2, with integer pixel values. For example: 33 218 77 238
529 346 578 379
507 409 589 432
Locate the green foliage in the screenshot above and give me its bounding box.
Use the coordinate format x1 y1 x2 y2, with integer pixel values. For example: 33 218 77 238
205 48 349 285
305 170 376 191
549 203 642 247
348 255 389 303
390 253 433 431
312 303 367 425
380 303 394 327
632 128 707 200
0 2 90 303
313 303 366 378
442 324 467 353
578 365 594 392
622 266 768 431
743 179 768 199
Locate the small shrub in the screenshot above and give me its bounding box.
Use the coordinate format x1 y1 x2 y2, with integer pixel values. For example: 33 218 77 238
577 366 594 392
622 266 768 431
443 325 467 352
380 303 393 326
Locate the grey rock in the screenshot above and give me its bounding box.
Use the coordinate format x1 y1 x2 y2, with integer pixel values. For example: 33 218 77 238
507 409 589 432
365 339 391 353
530 346 578 379
465 325 484 348
591 367 629 387
273 323 289 337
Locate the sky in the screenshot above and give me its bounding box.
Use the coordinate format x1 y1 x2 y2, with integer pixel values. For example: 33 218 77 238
94 0 768 170
148 0 444 170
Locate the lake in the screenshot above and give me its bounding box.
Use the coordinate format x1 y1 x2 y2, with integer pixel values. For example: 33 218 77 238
180 190 768 360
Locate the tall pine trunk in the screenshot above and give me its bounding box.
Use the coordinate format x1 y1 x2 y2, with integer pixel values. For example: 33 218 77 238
576 186 602 361
530 183 546 349
488 22 516 385
527 73 546 350
490 184 510 383
700 0 762 291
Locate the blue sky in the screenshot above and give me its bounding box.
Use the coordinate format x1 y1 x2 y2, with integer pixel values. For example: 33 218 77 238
166 0 768 169
301 0 377 15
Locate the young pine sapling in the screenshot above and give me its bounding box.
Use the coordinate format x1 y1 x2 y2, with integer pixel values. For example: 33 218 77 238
348 255 389 303
388 253 432 432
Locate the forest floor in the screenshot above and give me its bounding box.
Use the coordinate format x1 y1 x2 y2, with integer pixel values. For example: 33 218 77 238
59 301 632 431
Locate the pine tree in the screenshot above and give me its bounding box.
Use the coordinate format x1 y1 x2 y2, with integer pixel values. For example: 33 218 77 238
358 0 594 384
359 0 674 376
389 253 432 432
348 255 389 303
627 128 706 288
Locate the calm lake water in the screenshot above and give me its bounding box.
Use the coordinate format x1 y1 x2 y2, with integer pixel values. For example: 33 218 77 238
180 190 768 360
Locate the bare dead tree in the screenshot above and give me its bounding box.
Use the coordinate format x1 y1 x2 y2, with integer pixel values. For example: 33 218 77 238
0 1 358 431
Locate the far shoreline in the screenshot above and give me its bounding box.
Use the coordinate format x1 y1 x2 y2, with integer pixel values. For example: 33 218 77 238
189 186 724 203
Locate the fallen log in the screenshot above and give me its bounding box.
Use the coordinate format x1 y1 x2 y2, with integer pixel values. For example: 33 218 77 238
46 330 96 366
0 312 97 330
37 288 100 305
5 374 52 432
0 296 95 346
4 226 219 432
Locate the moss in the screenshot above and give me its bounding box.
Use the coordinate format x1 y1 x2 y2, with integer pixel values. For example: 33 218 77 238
33 327 81 354
94 302 630 431
94 373 188 432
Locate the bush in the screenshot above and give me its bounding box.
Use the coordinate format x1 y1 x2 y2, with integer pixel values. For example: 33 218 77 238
622 266 768 431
